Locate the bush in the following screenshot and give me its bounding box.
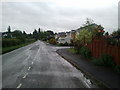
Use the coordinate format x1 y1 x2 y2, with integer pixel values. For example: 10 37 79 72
68 48 78 54
48 38 57 45
75 29 93 45
91 58 104 66
115 65 120 73
2 38 22 47
92 54 120 73
92 54 116 67
79 46 91 58
70 39 74 46
101 54 115 67
2 39 35 54
58 42 70 46
106 37 117 45
64 42 69 46
73 39 83 51
58 43 63 46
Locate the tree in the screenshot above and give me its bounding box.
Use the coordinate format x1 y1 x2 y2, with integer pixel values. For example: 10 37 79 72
111 29 120 40
105 32 109 36
75 29 93 45
6 26 12 38
38 28 41 39
38 28 41 33
12 30 22 38
33 29 37 34
23 31 26 35
7 26 11 33
83 18 94 26
23 31 28 38
92 25 104 37
47 30 54 35
48 37 57 45
33 29 38 40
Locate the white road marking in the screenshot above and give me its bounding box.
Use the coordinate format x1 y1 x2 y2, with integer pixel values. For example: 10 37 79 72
23 73 28 79
28 67 31 70
17 83 22 88
87 79 92 85
32 43 41 62
32 62 34 64
84 81 91 88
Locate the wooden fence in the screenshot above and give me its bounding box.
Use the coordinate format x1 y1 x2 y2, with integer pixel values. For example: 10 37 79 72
86 36 120 65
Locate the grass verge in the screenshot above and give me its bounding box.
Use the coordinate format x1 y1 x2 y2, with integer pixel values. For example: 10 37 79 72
68 48 78 54
2 41 35 54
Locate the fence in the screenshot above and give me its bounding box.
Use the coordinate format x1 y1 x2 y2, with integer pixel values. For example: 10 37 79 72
86 36 120 65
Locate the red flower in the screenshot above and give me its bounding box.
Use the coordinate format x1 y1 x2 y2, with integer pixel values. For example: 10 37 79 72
98 30 105 32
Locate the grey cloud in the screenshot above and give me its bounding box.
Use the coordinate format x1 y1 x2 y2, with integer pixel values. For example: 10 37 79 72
2 1 118 33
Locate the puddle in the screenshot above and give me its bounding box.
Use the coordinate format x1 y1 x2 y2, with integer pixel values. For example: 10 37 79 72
78 71 96 88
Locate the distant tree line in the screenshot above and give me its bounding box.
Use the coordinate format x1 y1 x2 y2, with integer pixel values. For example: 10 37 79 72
3 26 55 41
32 28 54 41
2 26 55 48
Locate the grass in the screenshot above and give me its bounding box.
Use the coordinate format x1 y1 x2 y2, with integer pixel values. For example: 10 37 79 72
68 48 78 54
2 41 35 54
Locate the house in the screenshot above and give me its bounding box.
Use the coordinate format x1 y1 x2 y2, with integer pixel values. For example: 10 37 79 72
56 30 77 44
55 32 66 40
75 23 103 36
70 30 76 40
57 31 72 44
2 32 14 38
56 32 66 43
57 37 69 44
56 32 66 38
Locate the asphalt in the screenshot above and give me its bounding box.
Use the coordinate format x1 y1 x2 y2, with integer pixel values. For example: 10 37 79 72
57 48 120 88
2 40 96 88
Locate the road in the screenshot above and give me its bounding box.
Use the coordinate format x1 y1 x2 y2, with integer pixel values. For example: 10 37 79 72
2 40 93 88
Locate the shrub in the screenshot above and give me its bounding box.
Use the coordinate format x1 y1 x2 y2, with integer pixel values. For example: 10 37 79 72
64 42 69 46
101 54 116 67
79 46 91 58
48 38 57 45
2 38 22 47
106 37 117 45
92 54 116 67
91 58 104 66
75 29 93 45
70 39 74 46
58 43 64 46
73 39 83 52
68 48 78 54
58 42 70 46
115 65 120 73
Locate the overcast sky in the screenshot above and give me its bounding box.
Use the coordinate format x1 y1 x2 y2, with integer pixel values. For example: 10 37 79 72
1 0 119 34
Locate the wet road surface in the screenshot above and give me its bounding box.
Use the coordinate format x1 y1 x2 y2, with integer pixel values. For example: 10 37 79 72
2 40 92 88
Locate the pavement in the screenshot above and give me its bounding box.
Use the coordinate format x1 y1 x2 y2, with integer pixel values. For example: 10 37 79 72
57 48 120 88
2 40 97 88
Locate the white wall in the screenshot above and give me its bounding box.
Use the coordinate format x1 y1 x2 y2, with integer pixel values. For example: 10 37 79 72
57 37 71 44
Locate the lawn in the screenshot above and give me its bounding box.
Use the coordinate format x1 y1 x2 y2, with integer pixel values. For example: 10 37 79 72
68 48 78 54
2 41 35 54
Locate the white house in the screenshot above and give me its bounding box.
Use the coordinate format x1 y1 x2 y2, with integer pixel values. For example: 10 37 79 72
57 37 71 44
57 32 72 44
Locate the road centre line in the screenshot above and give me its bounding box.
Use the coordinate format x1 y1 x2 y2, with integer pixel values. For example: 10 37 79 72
23 73 28 79
28 67 31 70
29 44 41 66
33 44 41 62
32 62 34 64
17 83 22 88
84 81 91 88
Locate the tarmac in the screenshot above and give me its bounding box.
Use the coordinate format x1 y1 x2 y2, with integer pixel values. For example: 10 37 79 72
56 48 120 88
